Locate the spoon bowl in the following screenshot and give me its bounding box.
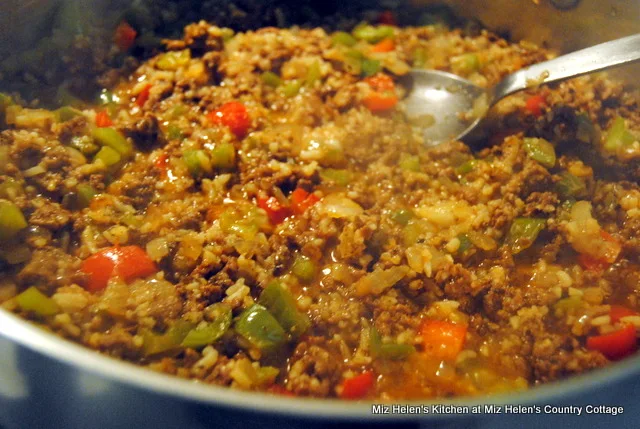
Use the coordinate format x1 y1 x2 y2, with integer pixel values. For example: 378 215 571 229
401 70 485 144
404 33 640 146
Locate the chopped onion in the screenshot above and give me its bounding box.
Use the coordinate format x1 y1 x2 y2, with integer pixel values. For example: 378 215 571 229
466 231 497 251
23 164 46 177
570 201 592 223
146 237 170 261
66 146 87 165
319 194 363 218
354 265 409 296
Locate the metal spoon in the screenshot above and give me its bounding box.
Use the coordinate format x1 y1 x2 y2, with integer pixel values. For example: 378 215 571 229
403 33 640 146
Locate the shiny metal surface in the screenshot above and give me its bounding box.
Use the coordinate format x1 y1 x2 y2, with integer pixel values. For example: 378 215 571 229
406 33 640 145
402 70 485 144
2 307 640 428
0 0 61 54
2 1 640 428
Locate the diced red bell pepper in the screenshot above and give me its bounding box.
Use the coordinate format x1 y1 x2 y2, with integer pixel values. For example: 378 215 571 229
290 188 320 215
610 305 638 324
95 110 113 128
577 253 609 273
420 319 467 361
81 245 157 292
363 92 398 112
114 21 137 52
363 74 398 113
154 152 169 175
81 253 114 293
340 371 375 400
378 10 397 26
207 102 251 138
372 39 395 53
600 230 622 263
257 196 292 225
586 324 637 360
524 95 545 117
135 84 152 108
578 231 621 271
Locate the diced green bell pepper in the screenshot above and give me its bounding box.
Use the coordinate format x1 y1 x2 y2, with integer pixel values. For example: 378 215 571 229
63 183 97 211
70 135 99 156
575 113 598 145
555 172 587 199
332 32 357 47
77 184 97 209
93 146 121 168
523 137 556 168
455 159 477 176
553 296 583 315
604 116 636 152
166 124 184 140
156 49 191 71
183 150 212 178
413 47 428 68
220 28 235 42
170 104 188 120
181 303 232 349
261 71 282 88
55 106 83 122
291 256 316 283
370 326 415 360
0 200 27 240
320 168 353 187
210 143 236 170
256 366 279 385
305 61 322 87
451 53 480 75
141 320 194 357
352 24 394 43
456 233 473 254
343 49 365 75
15 287 59 317
505 217 546 254
281 80 302 98
361 58 382 77
0 178 23 200
258 282 310 338
399 154 420 172
92 128 133 158
235 304 287 352
391 209 414 226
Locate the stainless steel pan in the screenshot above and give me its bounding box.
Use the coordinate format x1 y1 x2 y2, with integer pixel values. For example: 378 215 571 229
1 1 640 428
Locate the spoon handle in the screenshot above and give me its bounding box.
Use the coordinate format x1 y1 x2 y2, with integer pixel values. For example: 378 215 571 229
492 33 640 101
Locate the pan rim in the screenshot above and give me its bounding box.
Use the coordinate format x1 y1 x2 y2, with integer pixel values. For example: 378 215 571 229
1 307 638 420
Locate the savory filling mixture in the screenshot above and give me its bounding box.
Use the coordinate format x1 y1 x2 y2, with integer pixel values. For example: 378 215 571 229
1 15 640 401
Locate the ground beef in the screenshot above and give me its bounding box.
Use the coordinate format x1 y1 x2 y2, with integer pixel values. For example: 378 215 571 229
17 247 81 293
2 16 638 402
